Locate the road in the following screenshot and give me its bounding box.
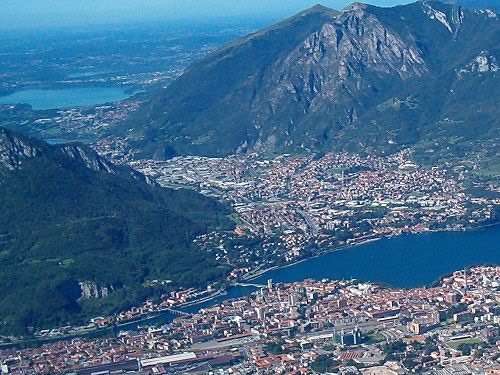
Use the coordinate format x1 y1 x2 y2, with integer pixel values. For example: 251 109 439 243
296 209 318 234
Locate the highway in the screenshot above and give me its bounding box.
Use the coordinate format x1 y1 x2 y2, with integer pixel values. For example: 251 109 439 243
297 209 318 234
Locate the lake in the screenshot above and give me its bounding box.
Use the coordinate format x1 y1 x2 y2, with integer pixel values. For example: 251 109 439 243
0 87 134 110
250 225 500 288
121 225 500 331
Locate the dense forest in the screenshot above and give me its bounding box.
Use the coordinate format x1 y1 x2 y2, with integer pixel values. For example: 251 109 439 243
0 128 234 334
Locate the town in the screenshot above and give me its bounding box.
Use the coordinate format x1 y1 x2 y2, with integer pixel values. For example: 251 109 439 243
2 266 500 374
128 151 499 273
1 134 499 371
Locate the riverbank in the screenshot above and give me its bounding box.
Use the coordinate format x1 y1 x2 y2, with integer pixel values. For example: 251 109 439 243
176 289 227 308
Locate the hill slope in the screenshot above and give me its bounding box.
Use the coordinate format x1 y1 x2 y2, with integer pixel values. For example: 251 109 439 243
0 127 232 333
127 1 499 165
443 0 500 11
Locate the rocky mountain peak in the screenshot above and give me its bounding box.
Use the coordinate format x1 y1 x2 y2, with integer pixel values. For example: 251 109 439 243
0 127 41 171
0 127 154 184
267 2 427 112
57 142 155 184
304 4 335 13
57 143 116 174
130 1 500 158
420 0 465 33
56 143 155 184
342 2 369 13
0 127 112 174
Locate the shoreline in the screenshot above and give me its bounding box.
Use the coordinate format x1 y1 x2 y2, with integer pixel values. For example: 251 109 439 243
6 222 499 348
244 237 389 282
242 237 383 282
176 289 227 308
243 222 500 284
70 223 500 329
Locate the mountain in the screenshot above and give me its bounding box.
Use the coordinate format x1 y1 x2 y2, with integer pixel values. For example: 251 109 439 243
0 127 232 333
443 0 500 11
127 1 499 168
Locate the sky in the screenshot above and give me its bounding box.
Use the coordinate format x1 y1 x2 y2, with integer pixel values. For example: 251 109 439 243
2 0 414 30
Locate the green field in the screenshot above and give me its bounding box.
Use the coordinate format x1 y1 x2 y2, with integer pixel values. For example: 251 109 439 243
447 337 483 350
365 332 386 344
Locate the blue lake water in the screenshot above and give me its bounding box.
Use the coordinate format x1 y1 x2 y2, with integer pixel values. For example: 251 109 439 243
121 225 500 331
0 87 133 110
250 225 500 288
66 71 110 79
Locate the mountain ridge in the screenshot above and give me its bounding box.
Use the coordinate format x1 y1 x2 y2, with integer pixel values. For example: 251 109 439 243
441 0 500 11
0 127 152 184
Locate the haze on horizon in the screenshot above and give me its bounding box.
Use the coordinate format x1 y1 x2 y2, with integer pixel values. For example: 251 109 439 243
2 0 413 30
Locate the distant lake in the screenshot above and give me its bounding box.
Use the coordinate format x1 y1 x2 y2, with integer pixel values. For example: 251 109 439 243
0 87 134 110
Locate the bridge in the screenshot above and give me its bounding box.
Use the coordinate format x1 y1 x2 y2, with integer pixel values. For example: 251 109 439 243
235 282 267 288
162 308 191 317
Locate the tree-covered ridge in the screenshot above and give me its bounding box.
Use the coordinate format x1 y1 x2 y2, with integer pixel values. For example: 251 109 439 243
0 128 233 334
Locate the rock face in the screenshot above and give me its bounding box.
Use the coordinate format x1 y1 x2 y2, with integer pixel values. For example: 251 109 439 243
0 128 153 184
250 2 427 150
130 1 499 159
0 127 40 171
58 143 154 184
79 281 112 300
443 0 500 11
458 51 499 77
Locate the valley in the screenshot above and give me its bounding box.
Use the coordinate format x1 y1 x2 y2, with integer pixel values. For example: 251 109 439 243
0 1 499 373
